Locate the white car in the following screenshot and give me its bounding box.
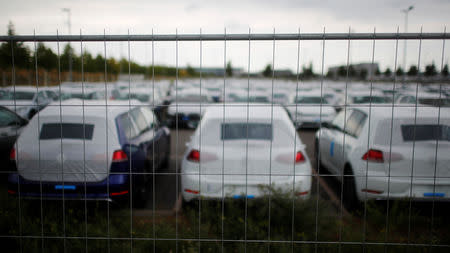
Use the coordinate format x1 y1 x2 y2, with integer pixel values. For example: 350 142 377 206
315 106 450 208
286 91 336 129
167 88 212 129
181 103 312 202
0 86 56 119
395 91 450 107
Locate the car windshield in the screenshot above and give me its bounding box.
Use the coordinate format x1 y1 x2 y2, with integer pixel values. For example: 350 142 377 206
61 92 86 100
8 91 35 100
295 96 328 104
175 95 209 103
221 123 272 141
401 124 450 142
353 96 391 104
273 94 286 99
418 98 450 107
0 91 10 100
234 96 269 103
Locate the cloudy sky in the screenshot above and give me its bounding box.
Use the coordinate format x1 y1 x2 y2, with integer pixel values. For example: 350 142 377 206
1 0 449 73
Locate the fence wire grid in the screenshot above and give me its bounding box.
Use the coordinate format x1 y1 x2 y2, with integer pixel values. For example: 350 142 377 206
0 30 450 253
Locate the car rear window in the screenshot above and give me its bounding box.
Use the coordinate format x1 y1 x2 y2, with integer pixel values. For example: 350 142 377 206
353 96 391 104
40 123 94 140
221 123 272 141
401 124 450 142
295 96 328 104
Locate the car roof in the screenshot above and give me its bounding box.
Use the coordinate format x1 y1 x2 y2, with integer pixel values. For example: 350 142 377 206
39 99 143 119
352 106 450 120
5 86 39 92
203 103 290 121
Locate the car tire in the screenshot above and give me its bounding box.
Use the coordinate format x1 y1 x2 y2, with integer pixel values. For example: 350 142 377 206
342 165 359 211
314 139 326 173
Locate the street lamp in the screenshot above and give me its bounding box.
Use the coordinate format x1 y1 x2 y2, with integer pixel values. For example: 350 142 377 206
62 8 72 82
402 5 413 81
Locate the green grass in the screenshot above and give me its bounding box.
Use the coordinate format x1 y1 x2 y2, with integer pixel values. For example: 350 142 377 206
1 185 449 253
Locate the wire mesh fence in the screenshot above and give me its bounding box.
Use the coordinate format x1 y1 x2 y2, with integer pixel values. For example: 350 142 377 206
0 30 450 253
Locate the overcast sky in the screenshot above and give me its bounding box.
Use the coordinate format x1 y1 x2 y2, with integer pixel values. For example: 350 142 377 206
1 0 449 72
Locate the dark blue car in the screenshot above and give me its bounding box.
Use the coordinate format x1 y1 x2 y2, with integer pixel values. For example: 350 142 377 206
8 99 170 207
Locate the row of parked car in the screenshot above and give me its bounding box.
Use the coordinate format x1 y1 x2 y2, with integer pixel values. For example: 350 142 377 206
1 79 449 209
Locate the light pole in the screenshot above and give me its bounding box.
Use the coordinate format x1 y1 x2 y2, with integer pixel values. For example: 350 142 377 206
402 5 413 81
62 8 72 82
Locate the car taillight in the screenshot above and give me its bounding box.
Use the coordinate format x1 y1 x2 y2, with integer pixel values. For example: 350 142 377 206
112 150 128 162
295 151 305 163
187 149 200 162
10 148 16 161
362 149 384 163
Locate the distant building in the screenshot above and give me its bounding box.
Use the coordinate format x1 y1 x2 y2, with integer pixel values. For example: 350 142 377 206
118 74 145 82
194 67 244 77
273 69 294 78
327 63 379 80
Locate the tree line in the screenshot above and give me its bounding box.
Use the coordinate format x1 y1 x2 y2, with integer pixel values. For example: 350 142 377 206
0 22 181 79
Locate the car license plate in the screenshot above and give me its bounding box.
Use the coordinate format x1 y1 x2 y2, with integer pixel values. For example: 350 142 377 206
55 185 76 190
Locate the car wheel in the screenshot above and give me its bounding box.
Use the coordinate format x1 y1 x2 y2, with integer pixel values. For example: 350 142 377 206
342 165 359 211
314 139 325 173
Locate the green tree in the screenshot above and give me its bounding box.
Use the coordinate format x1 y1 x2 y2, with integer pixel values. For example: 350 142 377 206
374 67 381 76
60 44 79 72
226 61 233 77
301 62 314 78
0 21 32 69
348 65 356 77
396 67 404 76
186 64 196 76
407 65 418 76
384 67 392 77
337 66 346 77
33 42 58 71
424 62 437 77
441 64 448 76
262 64 272 77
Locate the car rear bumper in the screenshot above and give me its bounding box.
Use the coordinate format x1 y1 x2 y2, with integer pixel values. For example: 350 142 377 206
7 173 130 201
356 174 450 201
181 173 311 202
